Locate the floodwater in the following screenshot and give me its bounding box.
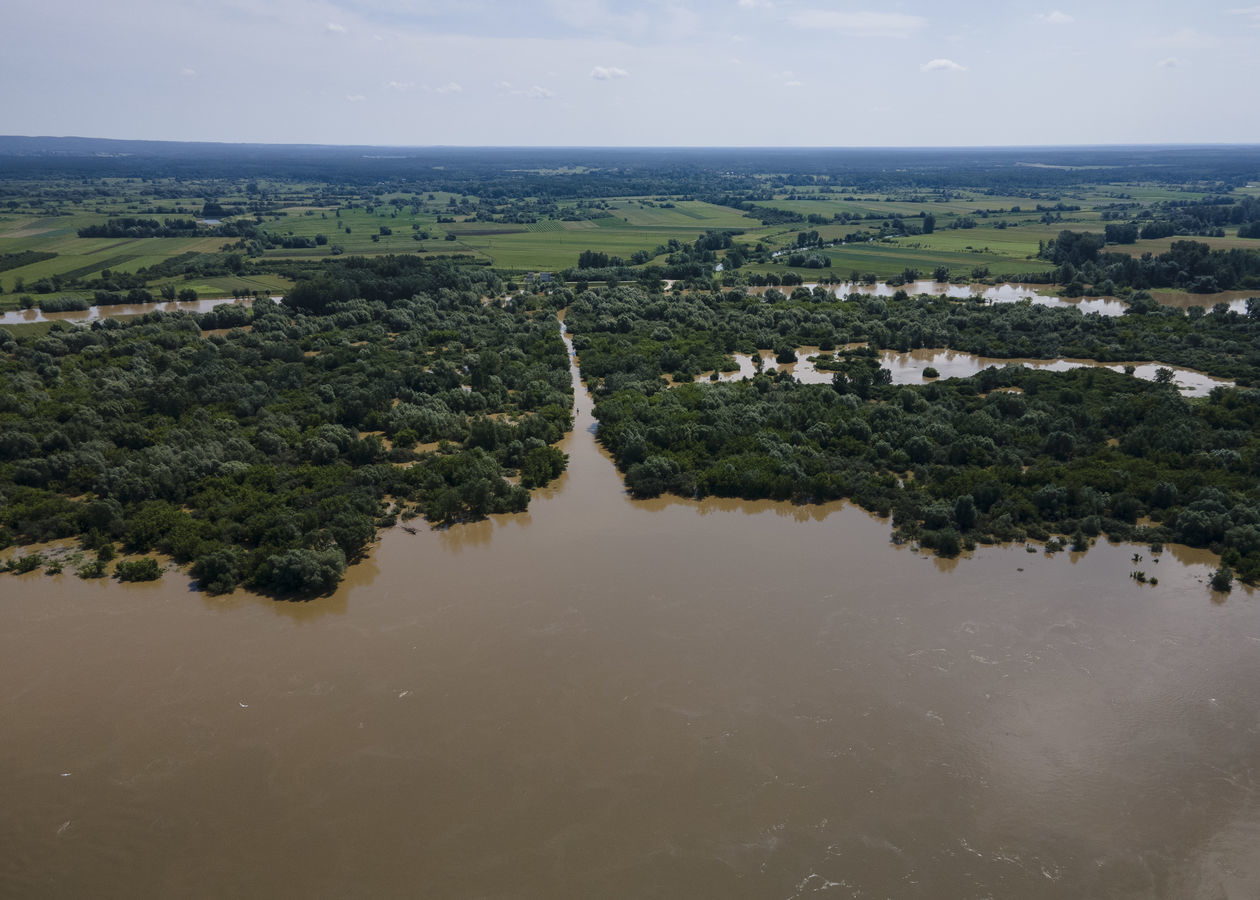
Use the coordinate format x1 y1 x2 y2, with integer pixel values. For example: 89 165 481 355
708 347 1235 397
3 281 1250 331
3 326 1260 899
752 281 1126 315
756 281 1255 317
0 296 280 327
821 281 1130 316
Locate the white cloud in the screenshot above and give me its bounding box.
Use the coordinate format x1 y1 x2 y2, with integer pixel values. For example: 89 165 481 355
179 67 197 77
326 22 346 33
784 79 804 87
1035 11 1074 25
496 81 554 99
590 66 629 80
422 81 463 94
345 93 365 102
385 80 414 90
1158 57 1180 68
737 0 773 8
788 10 926 37
920 58 966 72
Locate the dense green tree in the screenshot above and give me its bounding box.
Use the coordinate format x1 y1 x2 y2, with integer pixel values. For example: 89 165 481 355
0 257 571 596
566 283 1260 575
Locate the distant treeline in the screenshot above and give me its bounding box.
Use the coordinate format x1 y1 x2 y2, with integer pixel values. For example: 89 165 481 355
8 139 1259 198
1104 195 1260 243
564 231 754 284
0 250 56 273
78 217 257 239
1043 231 1260 294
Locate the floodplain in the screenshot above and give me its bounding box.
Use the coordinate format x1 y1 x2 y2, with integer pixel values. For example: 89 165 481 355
3 140 1260 899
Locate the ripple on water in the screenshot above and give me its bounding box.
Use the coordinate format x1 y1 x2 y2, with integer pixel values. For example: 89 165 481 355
0 312 1257 900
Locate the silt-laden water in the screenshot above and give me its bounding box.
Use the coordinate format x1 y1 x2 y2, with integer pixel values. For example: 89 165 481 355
1 330 1258 898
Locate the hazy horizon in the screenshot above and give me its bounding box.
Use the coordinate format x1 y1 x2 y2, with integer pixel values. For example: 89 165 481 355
4 136 1260 152
4 0 1259 148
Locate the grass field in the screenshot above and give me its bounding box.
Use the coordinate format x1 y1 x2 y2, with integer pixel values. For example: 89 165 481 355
2 165 1257 303
599 199 752 229
1101 235 1260 256
442 200 762 271
0 321 57 339
744 240 1037 281
900 223 1061 260
756 194 1041 221
0 203 229 270
181 273 292 298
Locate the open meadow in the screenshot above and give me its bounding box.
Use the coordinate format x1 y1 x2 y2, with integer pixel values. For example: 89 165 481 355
2 145 1259 307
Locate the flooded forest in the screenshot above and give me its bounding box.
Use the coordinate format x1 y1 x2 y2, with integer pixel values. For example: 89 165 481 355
3 144 1260 897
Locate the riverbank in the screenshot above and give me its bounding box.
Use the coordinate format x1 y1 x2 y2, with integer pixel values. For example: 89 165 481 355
2 312 1257 897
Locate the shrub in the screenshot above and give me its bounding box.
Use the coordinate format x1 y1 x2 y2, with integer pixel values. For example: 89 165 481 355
1210 564 1233 592
6 553 44 574
115 557 162 582
76 560 107 579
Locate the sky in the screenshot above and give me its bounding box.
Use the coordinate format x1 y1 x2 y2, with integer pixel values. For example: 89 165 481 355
3 0 1259 147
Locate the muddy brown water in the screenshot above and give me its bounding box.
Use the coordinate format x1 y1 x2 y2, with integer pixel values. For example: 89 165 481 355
816 281 1132 316
3 327 1260 898
0 296 281 327
754 281 1256 317
1 282 1252 329
708 347 1235 397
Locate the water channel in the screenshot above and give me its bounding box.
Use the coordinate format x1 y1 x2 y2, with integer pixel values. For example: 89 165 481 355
757 280 1256 318
2 281 1253 329
2 324 1259 898
0 296 277 327
703 347 1236 398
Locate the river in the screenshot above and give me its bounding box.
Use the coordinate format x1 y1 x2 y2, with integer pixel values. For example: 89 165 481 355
2 327 1259 898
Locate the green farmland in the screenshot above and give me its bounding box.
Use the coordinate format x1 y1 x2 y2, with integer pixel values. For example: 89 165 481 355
2 146 1259 309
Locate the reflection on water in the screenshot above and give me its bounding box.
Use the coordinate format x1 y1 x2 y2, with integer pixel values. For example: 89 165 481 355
1148 290 1255 312
876 350 1235 397
827 280 1131 316
0 296 281 327
2 318 1259 899
199 583 352 623
752 280 1253 317
704 346 1234 397
6 282 1248 331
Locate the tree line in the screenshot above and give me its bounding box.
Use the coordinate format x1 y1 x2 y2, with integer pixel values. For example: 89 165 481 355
0 257 571 595
1042 230 1260 294
563 283 1260 581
